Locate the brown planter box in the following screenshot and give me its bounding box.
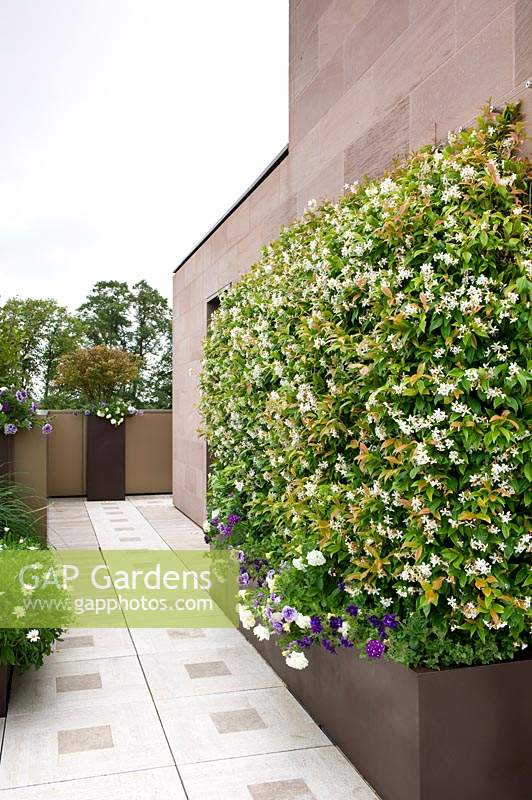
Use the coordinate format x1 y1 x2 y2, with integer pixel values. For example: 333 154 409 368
0 665 13 717
86 415 125 501
243 630 532 800
0 433 12 479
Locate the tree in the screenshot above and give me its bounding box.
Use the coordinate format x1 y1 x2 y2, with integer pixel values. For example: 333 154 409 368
55 346 141 406
78 280 172 407
0 298 85 403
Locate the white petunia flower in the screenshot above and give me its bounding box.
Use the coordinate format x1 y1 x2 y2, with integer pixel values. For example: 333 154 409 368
253 625 271 641
285 651 309 670
306 549 326 566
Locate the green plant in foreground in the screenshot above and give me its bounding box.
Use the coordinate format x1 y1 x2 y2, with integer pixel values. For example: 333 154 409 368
201 105 531 670
0 481 65 671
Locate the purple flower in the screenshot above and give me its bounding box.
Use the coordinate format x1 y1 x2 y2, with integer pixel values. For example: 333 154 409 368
340 637 354 648
41 422 53 435
366 639 386 659
15 389 28 402
329 616 343 631
210 515 220 527
346 604 359 617
30 401 38 412
296 636 313 648
84 409 91 416
282 605 297 622
237 550 246 563
322 638 336 653
310 616 322 634
337 579 346 592
4 423 17 435
238 572 250 587
227 513 241 525
1 402 10 413
382 613 399 630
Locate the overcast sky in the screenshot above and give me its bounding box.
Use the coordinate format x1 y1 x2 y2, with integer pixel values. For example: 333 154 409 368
0 0 288 310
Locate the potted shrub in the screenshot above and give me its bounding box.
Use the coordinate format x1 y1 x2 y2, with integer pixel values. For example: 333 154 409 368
0 386 53 478
200 106 531 800
56 346 141 500
0 480 65 715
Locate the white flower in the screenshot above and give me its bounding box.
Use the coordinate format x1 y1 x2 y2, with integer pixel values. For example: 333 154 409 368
26 629 40 642
292 557 306 571
285 651 309 670
202 520 211 533
253 625 271 641
295 613 311 630
237 605 255 630
12 606 26 619
306 549 326 566
234 480 244 492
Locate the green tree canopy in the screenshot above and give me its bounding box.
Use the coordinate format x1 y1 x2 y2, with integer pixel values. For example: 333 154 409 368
0 298 84 403
78 280 172 407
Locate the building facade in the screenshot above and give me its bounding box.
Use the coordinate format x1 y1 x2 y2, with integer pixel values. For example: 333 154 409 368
173 0 531 524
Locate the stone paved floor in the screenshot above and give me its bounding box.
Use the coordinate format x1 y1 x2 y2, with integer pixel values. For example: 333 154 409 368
0 495 377 799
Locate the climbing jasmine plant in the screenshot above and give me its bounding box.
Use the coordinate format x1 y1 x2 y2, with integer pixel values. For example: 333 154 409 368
200 105 531 670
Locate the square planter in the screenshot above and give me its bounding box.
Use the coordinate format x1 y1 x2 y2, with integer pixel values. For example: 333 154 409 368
0 665 13 717
243 630 532 800
86 415 125 501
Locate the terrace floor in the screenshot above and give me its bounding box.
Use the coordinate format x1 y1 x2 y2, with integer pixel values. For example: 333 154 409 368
0 495 377 799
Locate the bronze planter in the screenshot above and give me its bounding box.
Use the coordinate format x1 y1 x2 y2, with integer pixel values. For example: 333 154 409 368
0 665 13 717
86 415 125 501
243 630 532 800
0 433 12 479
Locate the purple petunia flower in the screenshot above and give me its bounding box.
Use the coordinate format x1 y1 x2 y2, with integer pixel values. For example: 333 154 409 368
282 605 297 622
4 423 17 435
310 615 322 634
337 579 346 592
1 402 10 413
227 513 241 525
237 550 246 562
329 616 343 631
238 572 250 587
296 636 313 648
346 604 359 617
382 613 399 630
30 401 38 412
41 422 53 435
366 639 386 659
322 638 336 653
15 389 28 402
340 637 354 648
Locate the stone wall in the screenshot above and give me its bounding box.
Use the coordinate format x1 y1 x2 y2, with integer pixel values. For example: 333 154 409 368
173 0 531 523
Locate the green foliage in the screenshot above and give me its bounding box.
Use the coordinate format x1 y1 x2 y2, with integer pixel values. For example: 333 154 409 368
0 386 52 436
78 280 172 408
0 298 84 404
0 481 64 670
201 105 532 670
55 345 141 407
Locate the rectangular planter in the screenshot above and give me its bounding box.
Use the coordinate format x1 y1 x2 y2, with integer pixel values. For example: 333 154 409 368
0 433 12 479
243 630 532 800
0 665 13 717
86 415 125 501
